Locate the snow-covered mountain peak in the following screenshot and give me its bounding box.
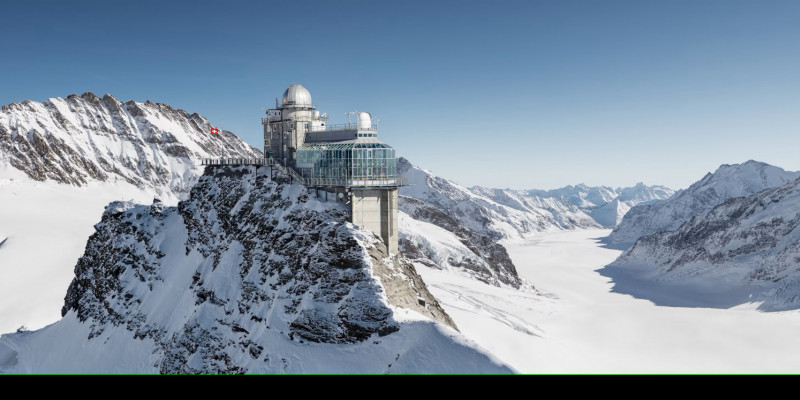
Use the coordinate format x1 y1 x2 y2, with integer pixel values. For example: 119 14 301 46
0 92 261 201
522 182 674 228
609 161 800 245
0 165 509 373
607 175 800 310
697 160 798 194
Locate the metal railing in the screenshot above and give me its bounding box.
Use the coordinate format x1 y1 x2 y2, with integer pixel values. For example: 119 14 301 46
199 158 407 187
325 122 378 132
261 115 318 124
260 117 377 132
270 160 307 184
200 157 271 166
303 175 407 188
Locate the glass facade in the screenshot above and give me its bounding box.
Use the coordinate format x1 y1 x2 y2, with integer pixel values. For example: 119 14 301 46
296 142 397 185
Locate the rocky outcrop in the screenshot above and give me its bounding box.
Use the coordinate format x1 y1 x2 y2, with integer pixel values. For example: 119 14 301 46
0 165 504 374
399 196 522 288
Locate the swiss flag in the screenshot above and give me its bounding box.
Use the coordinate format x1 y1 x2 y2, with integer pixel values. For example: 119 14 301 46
210 127 219 135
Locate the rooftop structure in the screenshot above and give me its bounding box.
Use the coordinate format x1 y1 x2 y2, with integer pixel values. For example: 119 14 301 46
262 83 403 189
261 83 403 252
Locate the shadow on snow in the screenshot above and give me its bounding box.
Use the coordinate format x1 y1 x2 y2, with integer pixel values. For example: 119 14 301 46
590 235 799 312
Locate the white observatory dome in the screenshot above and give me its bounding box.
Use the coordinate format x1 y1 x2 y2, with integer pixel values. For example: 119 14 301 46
357 112 372 130
281 83 312 107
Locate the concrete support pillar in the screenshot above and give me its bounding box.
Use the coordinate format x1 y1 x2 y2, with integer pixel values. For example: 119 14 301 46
350 188 398 254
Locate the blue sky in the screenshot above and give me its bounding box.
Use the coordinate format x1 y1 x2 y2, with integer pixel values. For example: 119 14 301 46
2 0 799 190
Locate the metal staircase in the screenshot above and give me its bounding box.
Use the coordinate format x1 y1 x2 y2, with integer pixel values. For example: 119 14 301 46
269 159 306 185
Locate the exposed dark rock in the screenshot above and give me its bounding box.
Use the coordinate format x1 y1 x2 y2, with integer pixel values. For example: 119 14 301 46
609 176 800 310
59 166 457 372
0 93 261 198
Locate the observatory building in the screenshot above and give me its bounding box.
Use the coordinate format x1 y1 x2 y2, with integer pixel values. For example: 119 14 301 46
262 83 405 253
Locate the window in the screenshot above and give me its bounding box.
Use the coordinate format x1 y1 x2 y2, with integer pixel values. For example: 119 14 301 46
296 143 398 184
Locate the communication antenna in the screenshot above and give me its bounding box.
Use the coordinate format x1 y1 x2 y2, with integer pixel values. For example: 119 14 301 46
345 111 357 126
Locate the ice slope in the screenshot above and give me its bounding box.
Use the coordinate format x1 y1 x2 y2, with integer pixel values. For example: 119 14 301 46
609 161 800 245
398 210 533 289
587 198 631 228
528 184 619 209
0 165 510 374
468 186 602 233
396 157 669 288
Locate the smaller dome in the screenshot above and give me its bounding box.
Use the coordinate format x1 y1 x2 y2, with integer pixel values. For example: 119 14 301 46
357 112 372 130
281 83 312 107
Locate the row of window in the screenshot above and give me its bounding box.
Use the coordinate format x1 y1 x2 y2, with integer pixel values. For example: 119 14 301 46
296 146 397 181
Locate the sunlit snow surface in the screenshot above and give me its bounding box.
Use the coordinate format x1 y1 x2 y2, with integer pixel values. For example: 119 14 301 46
0 311 511 374
0 167 160 333
417 229 800 373
0 167 512 374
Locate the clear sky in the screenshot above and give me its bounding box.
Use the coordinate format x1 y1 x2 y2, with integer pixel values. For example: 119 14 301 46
2 0 799 190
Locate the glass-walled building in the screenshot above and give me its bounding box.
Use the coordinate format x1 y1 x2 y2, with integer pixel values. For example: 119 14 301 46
296 142 399 186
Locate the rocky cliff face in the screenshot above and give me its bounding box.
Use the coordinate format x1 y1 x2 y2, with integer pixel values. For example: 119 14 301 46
398 158 572 289
398 196 524 288
0 166 508 373
396 158 667 288
0 92 260 199
0 92 263 334
397 158 600 240
608 176 800 310
609 161 800 245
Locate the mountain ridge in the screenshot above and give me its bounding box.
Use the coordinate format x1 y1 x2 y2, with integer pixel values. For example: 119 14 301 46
0 165 510 373
608 160 800 245
0 92 261 334
0 91 261 200
604 174 800 310
524 182 674 228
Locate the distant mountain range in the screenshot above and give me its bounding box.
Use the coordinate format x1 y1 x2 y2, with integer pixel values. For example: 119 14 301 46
0 92 261 200
526 183 674 228
396 158 673 289
609 161 800 245
603 160 800 311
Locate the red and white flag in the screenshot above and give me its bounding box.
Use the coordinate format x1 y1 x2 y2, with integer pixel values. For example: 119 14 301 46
210 127 219 135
